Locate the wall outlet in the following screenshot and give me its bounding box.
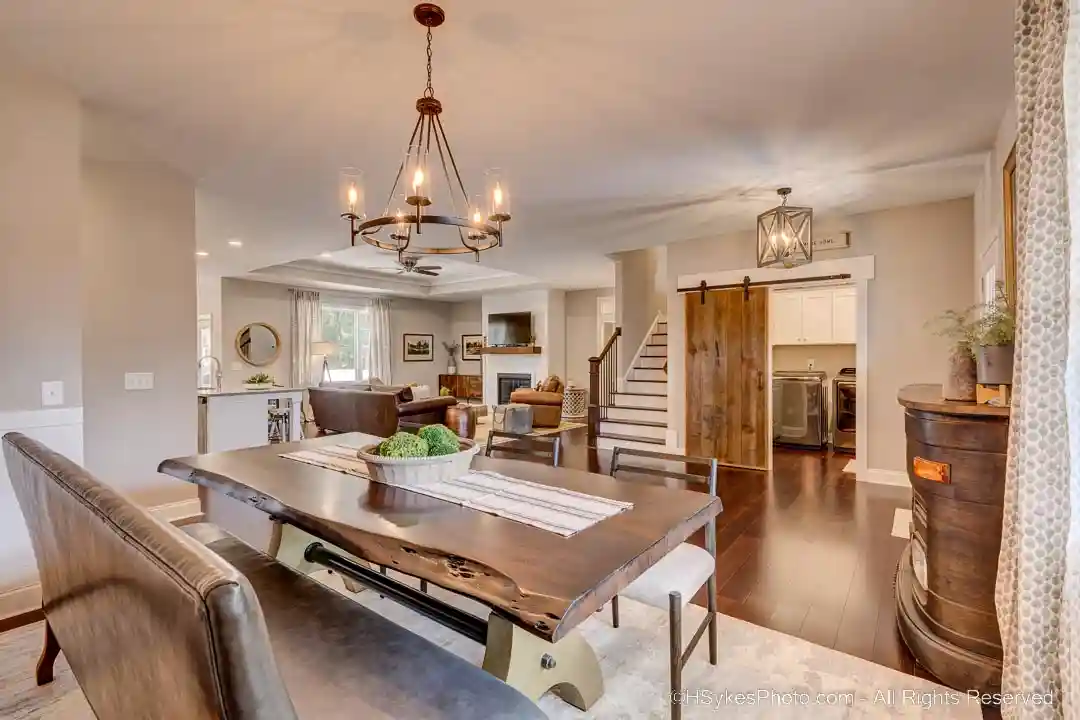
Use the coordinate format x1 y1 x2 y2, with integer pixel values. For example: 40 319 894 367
41 381 64 407
124 372 155 391
807 359 816 371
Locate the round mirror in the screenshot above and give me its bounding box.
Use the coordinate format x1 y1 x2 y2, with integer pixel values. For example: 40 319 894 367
235 323 281 367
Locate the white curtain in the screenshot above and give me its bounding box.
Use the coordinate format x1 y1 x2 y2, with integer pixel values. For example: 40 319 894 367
368 297 393 385
996 2 1077 716
290 288 321 388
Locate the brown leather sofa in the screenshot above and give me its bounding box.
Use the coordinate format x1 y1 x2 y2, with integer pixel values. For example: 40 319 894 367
2 432 544 719
309 382 457 436
510 375 565 427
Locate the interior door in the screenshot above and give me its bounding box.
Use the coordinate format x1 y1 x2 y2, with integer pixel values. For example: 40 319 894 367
800 291 835 344
685 288 769 469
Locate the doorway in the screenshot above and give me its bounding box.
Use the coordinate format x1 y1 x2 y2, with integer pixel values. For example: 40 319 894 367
675 256 872 475
769 282 857 469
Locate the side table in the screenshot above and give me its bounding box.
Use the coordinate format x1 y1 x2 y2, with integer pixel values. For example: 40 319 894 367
446 404 478 440
562 386 588 419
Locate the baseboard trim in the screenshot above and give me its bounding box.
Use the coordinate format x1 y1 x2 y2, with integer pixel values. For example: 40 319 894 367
859 467 911 487
0 498 204 624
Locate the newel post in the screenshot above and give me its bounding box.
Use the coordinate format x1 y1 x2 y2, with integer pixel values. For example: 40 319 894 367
587 355 601 447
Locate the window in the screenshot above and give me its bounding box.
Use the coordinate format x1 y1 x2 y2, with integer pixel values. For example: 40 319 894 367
320 305 372 382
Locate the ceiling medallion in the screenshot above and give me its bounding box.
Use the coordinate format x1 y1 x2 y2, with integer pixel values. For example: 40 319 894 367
340 3 511 262
756 187 813 269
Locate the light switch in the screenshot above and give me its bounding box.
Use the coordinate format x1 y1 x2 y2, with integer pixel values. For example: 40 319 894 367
41 381 64 407
124 372 155 391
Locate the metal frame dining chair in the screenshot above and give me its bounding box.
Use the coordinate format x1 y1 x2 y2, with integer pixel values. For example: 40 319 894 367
608 446 721 720
485 431 561 467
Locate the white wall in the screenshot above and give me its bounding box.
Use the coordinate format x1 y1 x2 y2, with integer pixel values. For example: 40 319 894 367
220 278 293 389
565 288 615 386
81 160 198 507
481 290 565 404
667 198 975 473
973 100 1019 303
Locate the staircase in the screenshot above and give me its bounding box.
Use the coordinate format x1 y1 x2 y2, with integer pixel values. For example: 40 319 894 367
590 318 668 452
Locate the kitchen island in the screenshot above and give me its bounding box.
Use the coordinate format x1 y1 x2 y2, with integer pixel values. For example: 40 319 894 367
196 386 304 548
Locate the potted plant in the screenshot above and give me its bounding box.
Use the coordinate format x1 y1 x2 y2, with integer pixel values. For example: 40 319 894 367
442 341 460 375
973 284 1015 386
927 307 979 401
243 372 275 390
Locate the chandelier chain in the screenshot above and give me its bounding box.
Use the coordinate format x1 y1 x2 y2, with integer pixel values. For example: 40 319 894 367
424 26 434 98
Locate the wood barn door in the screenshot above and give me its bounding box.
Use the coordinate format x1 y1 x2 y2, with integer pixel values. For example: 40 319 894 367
685 288 768 469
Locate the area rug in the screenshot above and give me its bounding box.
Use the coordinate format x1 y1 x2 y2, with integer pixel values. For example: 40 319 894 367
0 570 982 719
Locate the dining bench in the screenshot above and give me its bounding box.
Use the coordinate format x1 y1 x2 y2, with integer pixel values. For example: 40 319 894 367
2 432 544 720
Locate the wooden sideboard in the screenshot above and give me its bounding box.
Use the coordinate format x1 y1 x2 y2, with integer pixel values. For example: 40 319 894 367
895 383 1009 694
438 373 482 402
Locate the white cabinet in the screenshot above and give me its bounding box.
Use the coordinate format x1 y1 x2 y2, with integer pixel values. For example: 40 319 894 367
831 288 857 344
770 286 856 345
800 291 835 344
770 293 805 346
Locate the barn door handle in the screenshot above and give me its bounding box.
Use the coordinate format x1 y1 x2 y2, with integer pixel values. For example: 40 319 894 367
714 340 719 356
757 371 764 391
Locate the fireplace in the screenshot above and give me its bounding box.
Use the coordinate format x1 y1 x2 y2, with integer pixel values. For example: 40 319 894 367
497 373 532 404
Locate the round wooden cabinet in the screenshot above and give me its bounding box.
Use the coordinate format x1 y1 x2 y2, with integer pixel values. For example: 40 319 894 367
895 384 1009 693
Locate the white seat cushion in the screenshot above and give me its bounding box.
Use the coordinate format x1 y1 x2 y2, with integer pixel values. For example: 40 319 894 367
621 543 714 610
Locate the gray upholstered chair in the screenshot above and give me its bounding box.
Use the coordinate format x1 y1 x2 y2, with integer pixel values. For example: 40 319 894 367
2 432 543 720
608 446 721 720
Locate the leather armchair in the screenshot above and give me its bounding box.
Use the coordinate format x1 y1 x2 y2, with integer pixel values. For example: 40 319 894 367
310 384 457 436
509 376 565 428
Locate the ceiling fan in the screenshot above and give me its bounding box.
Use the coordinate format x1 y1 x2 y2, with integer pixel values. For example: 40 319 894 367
396 255 442 277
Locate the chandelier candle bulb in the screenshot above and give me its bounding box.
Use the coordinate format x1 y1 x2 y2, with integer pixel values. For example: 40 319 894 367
485 168 511 222
339 168 364 218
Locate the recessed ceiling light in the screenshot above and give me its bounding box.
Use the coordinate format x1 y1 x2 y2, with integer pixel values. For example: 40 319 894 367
195 251 209 257
227 239 243 247
320 252 333 258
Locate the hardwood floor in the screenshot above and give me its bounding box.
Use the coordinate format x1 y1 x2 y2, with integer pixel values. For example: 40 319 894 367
557 432 919 671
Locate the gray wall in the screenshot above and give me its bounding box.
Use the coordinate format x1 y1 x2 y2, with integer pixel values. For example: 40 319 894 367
613 246 666 374
219 280 455 390
667 197 975 473
0 63 83 412
81 160 198 506
449 300 483 375
220 278 293 389
565 288 615 386
392 297 454 389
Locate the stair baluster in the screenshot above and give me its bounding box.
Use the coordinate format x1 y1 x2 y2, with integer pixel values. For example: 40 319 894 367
588 326 621 448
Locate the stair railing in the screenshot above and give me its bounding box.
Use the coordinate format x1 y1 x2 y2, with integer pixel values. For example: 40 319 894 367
588 326 621 448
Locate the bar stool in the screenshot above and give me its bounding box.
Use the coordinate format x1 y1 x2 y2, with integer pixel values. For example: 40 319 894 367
267 407 291 444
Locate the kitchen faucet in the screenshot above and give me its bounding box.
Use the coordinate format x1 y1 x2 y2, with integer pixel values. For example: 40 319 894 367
197 355 222 392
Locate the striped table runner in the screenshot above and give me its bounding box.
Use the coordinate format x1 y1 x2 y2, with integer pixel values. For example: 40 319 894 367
281 445 632 537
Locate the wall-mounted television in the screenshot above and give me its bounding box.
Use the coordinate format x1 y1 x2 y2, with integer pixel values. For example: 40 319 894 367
487 312 533 347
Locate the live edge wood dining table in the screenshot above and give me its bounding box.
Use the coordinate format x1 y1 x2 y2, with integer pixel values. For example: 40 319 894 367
159 432 721 709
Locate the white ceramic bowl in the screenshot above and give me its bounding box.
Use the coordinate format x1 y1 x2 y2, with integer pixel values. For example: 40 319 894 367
356 438 480 487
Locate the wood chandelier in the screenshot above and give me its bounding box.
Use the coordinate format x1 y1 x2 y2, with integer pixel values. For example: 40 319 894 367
340 3 511 261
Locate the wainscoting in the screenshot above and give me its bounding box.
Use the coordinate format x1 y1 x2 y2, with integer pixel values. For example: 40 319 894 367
0 408 84 621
